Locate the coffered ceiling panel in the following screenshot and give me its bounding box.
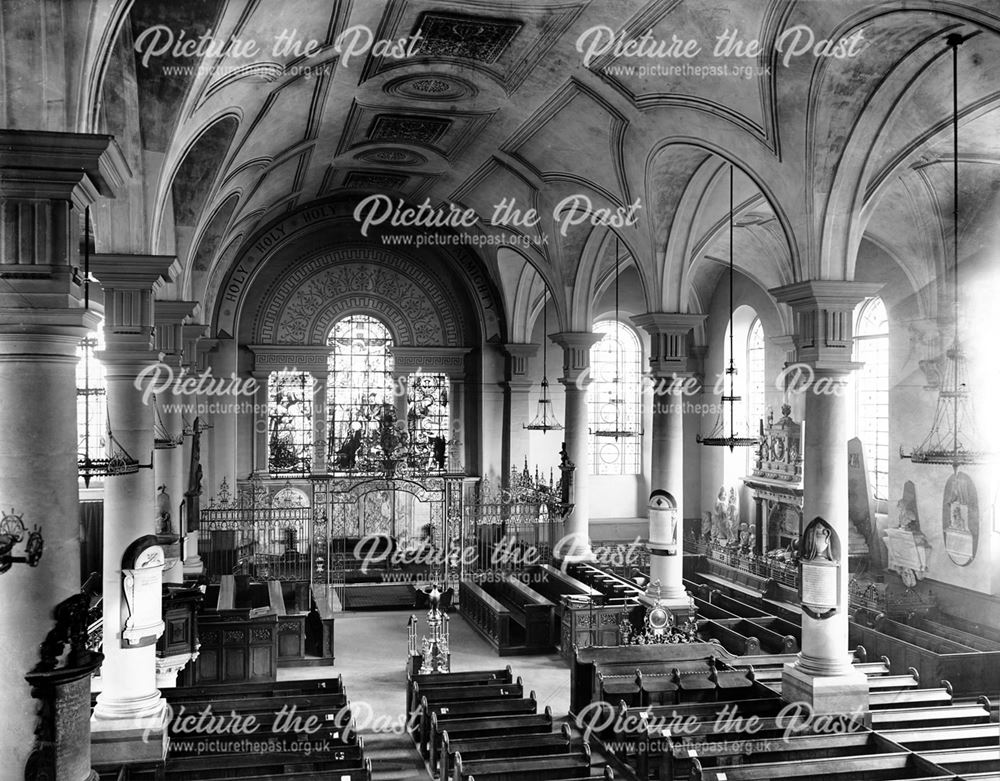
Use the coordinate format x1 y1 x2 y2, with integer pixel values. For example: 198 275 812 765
336 101 497 161
358 0 586 94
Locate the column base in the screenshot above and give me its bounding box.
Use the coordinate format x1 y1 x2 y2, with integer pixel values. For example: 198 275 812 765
90 698 168 766
781 662 869 716
182 555 203 576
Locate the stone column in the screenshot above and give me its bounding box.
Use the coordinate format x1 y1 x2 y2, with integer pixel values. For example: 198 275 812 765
632 314 705 617
0 130 124 781
90 254 179 764
503 343 539 472
153 301 198 585
181 324 207 575
773 281 881 714
206 339 238 500
550 332 603 562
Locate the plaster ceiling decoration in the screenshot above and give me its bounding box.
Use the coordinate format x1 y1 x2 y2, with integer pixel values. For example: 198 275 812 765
384 73 478 102
337 103 497 161
354 148 428 166
342 171 410 190
359 1 586 94
368 113 451 145
584 0 773 143
413 11 522 63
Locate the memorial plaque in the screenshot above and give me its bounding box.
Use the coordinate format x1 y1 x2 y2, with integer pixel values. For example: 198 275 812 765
801 560 838 610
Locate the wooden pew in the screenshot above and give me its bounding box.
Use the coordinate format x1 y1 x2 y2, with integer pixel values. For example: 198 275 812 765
164 743 367 780
483 575 556 652
851 614 1000 696
869 702 991 729
698 619 764 656
467 769 613 781
690 751 955 780
868 687 952 710
429 708 554 773
406 666 512 717
632 712 866 780
453 743 591 781
440 723 573 781
165 690 349 715
460 580 513 653
423 695 540 758
571 643 734 714
879 722 1000 751
203 765 372 781
416 680 526 752
673 732 894 777
168 675 344 700
918 746 1000 775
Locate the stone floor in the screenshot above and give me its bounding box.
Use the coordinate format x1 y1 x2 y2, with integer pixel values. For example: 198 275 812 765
278 609 574 780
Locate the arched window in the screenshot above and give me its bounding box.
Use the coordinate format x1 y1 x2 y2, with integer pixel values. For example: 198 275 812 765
267 372 313 474
77 323 106 484
746 317 766 433
588 320 642 475
326 314 395 462
854 297 889 501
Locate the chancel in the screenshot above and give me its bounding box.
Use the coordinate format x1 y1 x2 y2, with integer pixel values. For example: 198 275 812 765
1 2 999 780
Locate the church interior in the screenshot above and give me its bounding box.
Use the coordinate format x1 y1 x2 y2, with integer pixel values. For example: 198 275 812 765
2 0 1000 779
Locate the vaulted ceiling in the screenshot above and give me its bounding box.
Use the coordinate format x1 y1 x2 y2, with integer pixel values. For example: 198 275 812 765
58 0 1000 338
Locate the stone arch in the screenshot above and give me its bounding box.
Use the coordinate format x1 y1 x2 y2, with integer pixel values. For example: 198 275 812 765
252 246 466 347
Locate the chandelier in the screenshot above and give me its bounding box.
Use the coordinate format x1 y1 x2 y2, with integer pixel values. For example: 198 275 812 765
524 282 562 432
901 33 990 471
698 165 760 451
593 235 639 440
77 207 151 487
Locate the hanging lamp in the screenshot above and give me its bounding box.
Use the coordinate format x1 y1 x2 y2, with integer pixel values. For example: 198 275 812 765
593 235 639 440
902 32 989 470
524 283 562 432
698 165 760 451
77 206 151 486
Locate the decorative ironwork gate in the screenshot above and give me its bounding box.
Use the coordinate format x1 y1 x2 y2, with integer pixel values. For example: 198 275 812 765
457 462 571 583
198 478 312 583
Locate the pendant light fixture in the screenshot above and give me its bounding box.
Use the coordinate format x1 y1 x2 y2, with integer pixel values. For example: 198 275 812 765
593 234 638 440
902 32 989 470
698 165 760 452
524 283 562 432
77 206 150 486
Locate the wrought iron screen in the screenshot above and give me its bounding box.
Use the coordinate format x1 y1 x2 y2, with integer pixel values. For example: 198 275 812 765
198 478 312 583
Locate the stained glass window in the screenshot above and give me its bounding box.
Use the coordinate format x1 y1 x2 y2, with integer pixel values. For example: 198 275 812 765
588 320 642 475
854 297 889 501
77 325 106 483
326 315 395 466
407 372 448 440
267 372 313 474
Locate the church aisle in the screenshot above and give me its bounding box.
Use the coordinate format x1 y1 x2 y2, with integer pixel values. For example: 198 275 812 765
277 609 574 778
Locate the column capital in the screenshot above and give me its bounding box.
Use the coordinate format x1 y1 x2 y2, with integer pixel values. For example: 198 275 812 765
502 343 539 379
154 301 199 366
770 281 882 370
91 255 179 353
0 130 129 205
550 331 603 385
90 254 180 293
181 324 209 368
632 312 706 375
